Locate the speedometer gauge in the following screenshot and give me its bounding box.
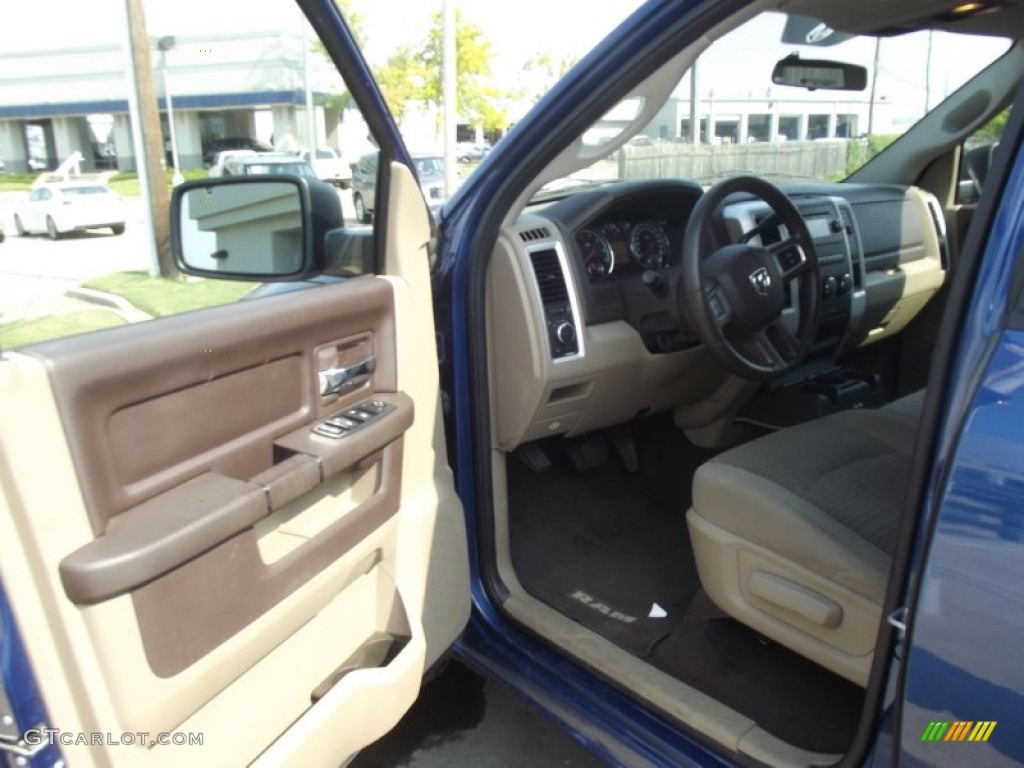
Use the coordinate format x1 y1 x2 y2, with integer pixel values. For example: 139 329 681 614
629 222 671 269
576 228 615 281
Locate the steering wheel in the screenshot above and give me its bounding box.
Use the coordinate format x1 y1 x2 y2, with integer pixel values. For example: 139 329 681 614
679 176 820 380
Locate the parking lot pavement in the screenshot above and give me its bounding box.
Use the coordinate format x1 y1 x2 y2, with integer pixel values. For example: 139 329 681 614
0 194 152 281
351 662 606 768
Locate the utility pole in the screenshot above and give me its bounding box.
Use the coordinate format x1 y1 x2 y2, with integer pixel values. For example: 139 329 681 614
302 20 317 151
689 59 699 144
158 36 184 186
123 0 177 279
442 0 458 197
867 38 881 137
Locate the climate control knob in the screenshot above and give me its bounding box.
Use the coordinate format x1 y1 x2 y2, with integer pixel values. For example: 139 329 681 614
555 322 577 345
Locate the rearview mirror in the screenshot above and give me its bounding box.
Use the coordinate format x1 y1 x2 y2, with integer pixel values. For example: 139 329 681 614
771 54 867 91
171 177 314 280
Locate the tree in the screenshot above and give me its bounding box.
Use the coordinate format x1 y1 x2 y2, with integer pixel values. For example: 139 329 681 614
523 51 578 100
375 47 426 124
971 107 1010 147
312 0 365 112
374 9 507 135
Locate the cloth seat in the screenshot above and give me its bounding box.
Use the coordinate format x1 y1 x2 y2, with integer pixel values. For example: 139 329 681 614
686 391 924 685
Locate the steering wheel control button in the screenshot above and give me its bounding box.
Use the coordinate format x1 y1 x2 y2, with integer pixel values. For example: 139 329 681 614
708 291 727 320
777 249 803 273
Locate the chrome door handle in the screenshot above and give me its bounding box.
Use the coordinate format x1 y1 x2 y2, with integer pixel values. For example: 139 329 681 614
319 356 376 396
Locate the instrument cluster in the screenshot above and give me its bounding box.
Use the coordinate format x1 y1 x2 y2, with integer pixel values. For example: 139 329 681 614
574 218 674 282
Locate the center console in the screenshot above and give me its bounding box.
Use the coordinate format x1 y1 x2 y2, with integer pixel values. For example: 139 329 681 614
738 366 883 429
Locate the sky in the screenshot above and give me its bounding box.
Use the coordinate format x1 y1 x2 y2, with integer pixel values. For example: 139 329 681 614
0 0 643 88
355 0 645 82
0 0 1009 128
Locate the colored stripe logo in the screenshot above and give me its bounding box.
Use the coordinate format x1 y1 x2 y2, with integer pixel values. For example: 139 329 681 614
921 721 997 742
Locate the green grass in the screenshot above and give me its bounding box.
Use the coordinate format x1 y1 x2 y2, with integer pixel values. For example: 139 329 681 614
81 270 258 317
0 310 125 348
0 169 206 196
106 168 208 197
0 173 41 192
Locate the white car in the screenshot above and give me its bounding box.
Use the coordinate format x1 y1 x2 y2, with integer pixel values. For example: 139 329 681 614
213 152 319 180
206 149 259 177
13 182 124 239
298 148 351 188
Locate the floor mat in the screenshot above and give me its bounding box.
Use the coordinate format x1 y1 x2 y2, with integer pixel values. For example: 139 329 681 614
650 614 865 753
506 417 864 754
509 474 701 656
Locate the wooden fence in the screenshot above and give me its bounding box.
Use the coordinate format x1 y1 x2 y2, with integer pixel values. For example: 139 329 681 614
617 140 854 184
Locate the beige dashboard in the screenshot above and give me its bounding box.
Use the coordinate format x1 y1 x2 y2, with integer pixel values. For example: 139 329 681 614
486 182 947 453
487 215 726 452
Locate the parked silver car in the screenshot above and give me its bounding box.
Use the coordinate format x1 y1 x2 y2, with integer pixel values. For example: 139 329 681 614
352 151 446 223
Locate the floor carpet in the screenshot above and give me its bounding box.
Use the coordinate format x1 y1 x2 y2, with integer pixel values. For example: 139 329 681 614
506 414 864 755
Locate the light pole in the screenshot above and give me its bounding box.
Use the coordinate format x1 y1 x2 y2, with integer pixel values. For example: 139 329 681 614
158 35 184 186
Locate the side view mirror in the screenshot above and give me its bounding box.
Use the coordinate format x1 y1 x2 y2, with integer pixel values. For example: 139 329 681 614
172 177 314 280
171 176 366 281
772 53 868 92
958 141 999 204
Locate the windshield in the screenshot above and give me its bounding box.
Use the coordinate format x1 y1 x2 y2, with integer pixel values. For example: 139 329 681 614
62 186 113 196
535 11 1009 198
247 162 316 178
414 156 444 176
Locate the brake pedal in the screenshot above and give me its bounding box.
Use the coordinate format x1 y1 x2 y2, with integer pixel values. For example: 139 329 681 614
612 431 639 473
516 443 553 473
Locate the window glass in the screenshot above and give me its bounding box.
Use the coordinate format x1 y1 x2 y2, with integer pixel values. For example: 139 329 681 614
0 0 379 349
958 107 1011 204
529 11 1010 200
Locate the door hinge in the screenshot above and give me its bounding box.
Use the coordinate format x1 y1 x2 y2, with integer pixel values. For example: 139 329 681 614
887 606 909 639
1 684 48 759
0 730 49 759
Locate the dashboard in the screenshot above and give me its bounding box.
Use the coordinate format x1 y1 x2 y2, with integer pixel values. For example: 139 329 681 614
487 178 947 450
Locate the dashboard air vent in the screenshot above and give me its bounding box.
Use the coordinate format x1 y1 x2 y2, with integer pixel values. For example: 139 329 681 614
925 198 950 270
529 248 570 306
519 226 552 242
838 204 864 290
527 246 579 360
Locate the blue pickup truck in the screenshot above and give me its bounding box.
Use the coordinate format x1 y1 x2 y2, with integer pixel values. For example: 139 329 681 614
1 0 1022 765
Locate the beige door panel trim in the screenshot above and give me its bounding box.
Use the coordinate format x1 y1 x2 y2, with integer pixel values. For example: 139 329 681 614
0 353 428 765
25 276 397 533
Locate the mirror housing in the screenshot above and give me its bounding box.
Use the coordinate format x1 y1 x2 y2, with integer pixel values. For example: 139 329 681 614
172 176 346 281
771 54 868 91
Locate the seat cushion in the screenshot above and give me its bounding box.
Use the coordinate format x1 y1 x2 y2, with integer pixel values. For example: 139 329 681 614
692 392 922 602
687 392 924 685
